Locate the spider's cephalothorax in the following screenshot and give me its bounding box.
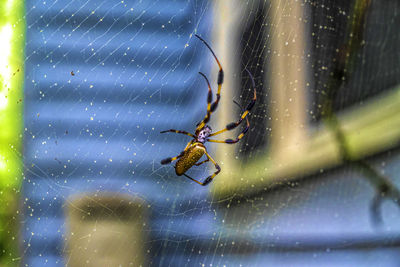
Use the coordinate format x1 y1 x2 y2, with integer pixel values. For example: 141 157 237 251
197 125 212 143
160 34 257 186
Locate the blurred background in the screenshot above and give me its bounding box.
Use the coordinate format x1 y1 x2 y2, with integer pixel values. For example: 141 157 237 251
1 0 400 266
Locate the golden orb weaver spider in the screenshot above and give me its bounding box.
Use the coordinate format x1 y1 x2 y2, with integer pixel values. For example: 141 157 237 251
160 34 257 186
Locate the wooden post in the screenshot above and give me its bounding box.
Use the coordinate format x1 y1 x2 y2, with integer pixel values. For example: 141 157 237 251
268 0 308 159
211 0 253 189
65 193 147 266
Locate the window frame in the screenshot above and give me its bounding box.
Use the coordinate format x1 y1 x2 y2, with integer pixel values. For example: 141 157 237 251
210 0 400 199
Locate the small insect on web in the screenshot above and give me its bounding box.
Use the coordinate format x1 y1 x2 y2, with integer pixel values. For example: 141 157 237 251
160 34 257 186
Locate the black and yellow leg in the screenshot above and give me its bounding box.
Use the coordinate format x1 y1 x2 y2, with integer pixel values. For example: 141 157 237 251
195 34 224 132
207 127 248 144
183 149 221 186
206 113 250 144
160 141 193 165
160 152 184 165
194 158 209 166
209 69 256 137
183 173 204 185
195 72 213 130
160 129 194 138
202 150 221 185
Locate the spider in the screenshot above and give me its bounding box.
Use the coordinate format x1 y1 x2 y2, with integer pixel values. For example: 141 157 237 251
160 34 257 186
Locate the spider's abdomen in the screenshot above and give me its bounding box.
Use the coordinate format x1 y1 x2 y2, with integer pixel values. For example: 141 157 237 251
175 144 205 176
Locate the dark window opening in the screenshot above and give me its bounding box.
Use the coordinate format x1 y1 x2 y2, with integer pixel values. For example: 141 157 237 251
310 0 400 121
239 2 270 160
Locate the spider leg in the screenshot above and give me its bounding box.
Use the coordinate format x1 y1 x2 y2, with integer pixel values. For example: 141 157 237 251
195 34 224 132
195 72 213 129
209 69 256 137
160 152 184 165
183 173 204 185
202 150 221 185
206 119 249 144
183 149 220 186
160 140 193 165
194 158 209 166
206 109 251 144
160 129 195 138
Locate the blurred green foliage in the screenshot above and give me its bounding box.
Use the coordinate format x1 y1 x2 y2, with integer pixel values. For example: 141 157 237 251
322 0 400 225
0 0 25 265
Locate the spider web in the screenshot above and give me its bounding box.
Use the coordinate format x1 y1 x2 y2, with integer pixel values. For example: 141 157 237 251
20 0 400 266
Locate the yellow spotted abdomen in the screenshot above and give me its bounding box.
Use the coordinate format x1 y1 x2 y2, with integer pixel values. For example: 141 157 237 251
175 144 205 176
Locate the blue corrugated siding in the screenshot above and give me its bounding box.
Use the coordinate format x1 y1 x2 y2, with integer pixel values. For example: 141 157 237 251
23 0 214 265
23 1 400 266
